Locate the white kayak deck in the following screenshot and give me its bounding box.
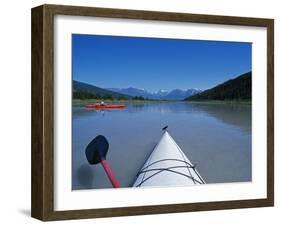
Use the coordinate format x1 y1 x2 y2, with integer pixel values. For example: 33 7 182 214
133 131 205 187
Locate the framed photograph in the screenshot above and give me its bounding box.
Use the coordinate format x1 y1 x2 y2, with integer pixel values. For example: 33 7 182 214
31 4 274 221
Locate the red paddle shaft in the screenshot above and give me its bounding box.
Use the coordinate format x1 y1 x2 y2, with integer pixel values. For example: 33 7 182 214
101 159 121 188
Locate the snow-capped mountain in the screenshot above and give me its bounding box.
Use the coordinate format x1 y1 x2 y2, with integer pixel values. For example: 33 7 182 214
107 87 202 100
164 89 201 100
156 89 169 97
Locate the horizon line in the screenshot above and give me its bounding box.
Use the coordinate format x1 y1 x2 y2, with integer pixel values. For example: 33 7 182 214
73 70 251 93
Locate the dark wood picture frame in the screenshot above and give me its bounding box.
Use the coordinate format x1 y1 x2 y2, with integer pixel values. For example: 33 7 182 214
31 4 274 221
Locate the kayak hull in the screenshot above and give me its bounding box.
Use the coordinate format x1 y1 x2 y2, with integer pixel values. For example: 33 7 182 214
85 104 126 110
133 131 205 187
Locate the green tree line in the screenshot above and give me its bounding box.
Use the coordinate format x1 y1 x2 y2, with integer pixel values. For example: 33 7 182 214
186 72 252 101
73 91 129 100
73 91 150 101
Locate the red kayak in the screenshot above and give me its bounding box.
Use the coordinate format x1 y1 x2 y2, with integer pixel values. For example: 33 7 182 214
85 103 126 110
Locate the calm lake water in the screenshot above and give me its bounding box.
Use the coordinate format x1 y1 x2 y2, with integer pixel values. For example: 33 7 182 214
72 102 252 190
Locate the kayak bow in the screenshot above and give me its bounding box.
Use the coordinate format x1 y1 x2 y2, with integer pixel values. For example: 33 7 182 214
133 130 205 187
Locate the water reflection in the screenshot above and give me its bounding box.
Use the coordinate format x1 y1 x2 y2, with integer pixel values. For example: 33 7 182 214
72 102 251 189
74 102 251 132
76 164 94 189
185 103 251 132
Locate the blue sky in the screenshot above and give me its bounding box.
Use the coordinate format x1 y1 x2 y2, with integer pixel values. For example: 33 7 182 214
72 34 251 92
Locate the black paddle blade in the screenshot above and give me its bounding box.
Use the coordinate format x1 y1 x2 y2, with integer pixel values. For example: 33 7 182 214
85 135 109 165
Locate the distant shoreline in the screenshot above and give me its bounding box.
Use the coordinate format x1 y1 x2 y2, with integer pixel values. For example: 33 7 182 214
185 100 252 105
72 98 176 106
73 98 251 106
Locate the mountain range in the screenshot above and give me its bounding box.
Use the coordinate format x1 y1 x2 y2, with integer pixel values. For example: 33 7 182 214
73 80 202 100
108 87 202 100
74 71 251 102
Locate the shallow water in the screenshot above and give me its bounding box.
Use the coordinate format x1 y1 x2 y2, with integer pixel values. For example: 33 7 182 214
72 102 251 190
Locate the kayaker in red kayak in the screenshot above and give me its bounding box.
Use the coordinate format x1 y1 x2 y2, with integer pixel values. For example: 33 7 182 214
85 101 126 110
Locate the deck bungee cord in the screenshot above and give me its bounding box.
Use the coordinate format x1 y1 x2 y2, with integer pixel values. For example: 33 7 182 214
134 159 205 187
133 126 206 187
